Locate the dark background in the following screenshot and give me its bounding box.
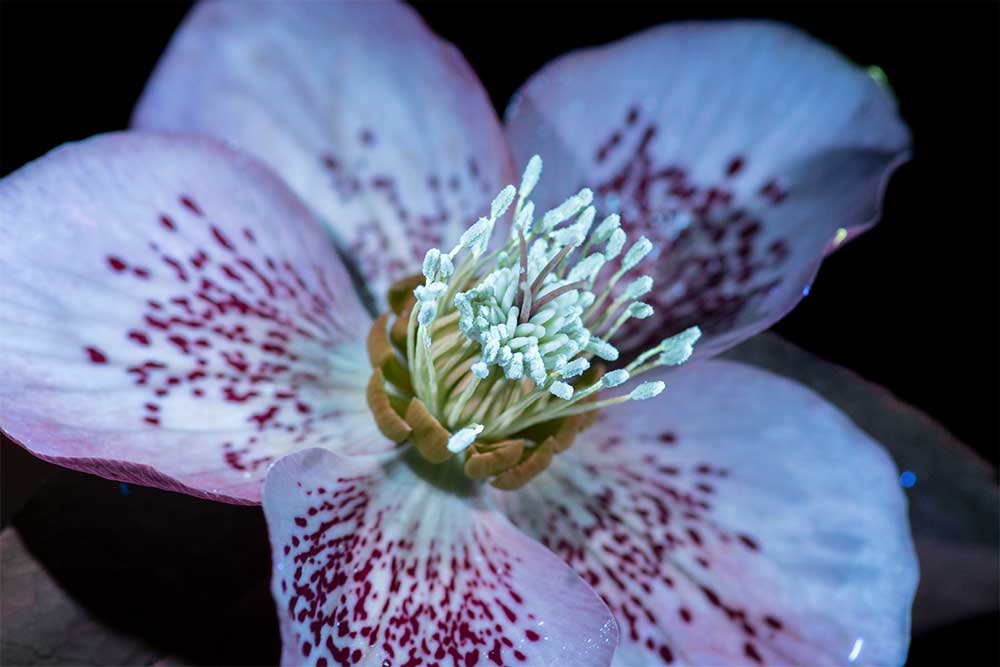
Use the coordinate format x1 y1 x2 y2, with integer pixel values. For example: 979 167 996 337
1 1 997 666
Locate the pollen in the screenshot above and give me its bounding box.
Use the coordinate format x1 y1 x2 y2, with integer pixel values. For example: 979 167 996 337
366 156 701 490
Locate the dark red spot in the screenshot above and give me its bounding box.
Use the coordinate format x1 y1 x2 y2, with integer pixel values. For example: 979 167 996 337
726 156 745 177
180 195 203 216
212 226 236 251
107 256 127 272
84 346 108 364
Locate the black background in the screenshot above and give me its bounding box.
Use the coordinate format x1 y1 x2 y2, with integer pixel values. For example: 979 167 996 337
1 2 997 666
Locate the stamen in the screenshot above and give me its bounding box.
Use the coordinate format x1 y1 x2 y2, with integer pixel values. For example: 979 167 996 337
518 155 543 201
658 326 702 366
365 154 702 489
630 381 665 400
447 424 484 453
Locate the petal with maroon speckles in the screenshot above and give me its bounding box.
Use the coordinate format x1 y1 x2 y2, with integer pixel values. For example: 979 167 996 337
133 0 515 306
0 132 386 504
505 21 910 358
264 447 619 667
493 360 917 666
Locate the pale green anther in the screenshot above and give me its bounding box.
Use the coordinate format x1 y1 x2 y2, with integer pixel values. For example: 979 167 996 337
553 223 587 249
525 348 545 379
529 308 556 325
491 185 517 220
501 278 518 312
418 300 438 327
605 228 626 260
575 206 596 237
548 381 574 400
519 155 543 199
568 254 605 283
514 201 534 233
622 236 653 272
460 217 491 250
538 335 568 356
498 346 513 366
439 255 454 278
628 302 654 319
593 213 621 243
471 361 489 379
515 323 544 337
625 275 653 299
545 353 569 370
658 326 702 366
587 337 619 361
561 357 590 379
505 307 518 333
415 281 447 302
508 336 536 350
539 188 593 232
603 369 630 387
423 248 441 280
630 381 665 400
508 352 524 378
447 424 483 453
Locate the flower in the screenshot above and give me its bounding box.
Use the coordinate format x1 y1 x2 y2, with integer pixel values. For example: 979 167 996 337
0 2 917 666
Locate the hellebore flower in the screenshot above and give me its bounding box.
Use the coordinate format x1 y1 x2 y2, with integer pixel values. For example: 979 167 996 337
0 2 918 666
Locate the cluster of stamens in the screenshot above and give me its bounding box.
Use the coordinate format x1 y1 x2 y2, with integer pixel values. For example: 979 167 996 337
366 155 700 490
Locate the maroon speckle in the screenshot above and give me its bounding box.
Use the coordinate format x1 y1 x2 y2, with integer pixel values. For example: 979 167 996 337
107 256 127 272
583 106 793 344
84 346 108 364
180 195 203 216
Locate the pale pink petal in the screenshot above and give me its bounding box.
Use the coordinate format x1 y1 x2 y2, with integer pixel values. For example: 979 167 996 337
134 0 515 304
264 448 618 666
505 21 910 358
726 332 1000 634
0 132 386 504
493 361 917 666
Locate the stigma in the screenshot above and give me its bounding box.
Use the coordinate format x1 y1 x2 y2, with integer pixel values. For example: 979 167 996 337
366 155 700 490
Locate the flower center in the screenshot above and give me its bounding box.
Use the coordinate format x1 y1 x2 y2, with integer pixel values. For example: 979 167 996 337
366 155 700 490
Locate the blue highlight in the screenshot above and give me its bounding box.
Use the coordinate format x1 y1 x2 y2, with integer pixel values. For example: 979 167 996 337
802 284 811 297
899 470 916 488
119 482 130 496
